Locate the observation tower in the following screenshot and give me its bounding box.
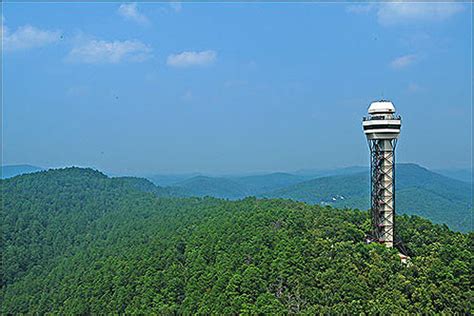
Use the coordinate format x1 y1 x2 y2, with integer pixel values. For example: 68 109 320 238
362 100 401 248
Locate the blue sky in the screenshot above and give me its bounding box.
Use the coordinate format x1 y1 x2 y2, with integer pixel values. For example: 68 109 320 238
2 2 472 174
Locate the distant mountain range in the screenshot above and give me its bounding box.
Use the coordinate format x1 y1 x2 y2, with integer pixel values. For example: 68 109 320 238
2 163 471 231
143 163 471 232
292 166 368 178
1 165 43 179
164 173 309 199
433 168 473 183
146 173 202 187
261 164 471 232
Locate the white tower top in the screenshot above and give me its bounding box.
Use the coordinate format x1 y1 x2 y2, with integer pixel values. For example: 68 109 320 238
362 100 401 140
368 100 396 114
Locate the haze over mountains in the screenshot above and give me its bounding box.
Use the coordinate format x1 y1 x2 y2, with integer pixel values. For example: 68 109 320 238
433 168 473 183
3 163 471 232
261 164 472 232
1 165 43 179
145 163 470 232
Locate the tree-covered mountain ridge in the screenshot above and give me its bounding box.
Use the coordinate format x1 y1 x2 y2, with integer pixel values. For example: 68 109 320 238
1 167 472 314
3 163 472 231
260 164 472 232
152 163 471 232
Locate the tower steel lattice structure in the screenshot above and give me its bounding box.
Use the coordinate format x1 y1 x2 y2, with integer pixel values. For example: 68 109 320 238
363 100 401 248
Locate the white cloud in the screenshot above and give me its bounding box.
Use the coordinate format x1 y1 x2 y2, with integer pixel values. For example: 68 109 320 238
118 3 150 25
347 2 464 26
66 38 152 64
345 4 376 14
3 24 62 51
377 2 464 26
169 2 182 13
167 50 217 68
390 54 417 69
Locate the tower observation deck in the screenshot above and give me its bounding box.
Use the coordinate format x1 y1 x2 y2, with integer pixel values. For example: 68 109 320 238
362 100 401 248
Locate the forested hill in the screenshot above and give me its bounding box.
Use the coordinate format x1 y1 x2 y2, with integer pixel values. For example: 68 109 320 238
262 164 472 232
1 168 472 314
146 164 471 232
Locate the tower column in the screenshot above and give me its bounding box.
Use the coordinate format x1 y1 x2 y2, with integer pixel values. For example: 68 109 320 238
363 100 401 249
380 139 394 247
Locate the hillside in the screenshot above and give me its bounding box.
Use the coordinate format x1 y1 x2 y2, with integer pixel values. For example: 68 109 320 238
263 172 367 205
262 164 472 232
147 173 201 187
152 164 471 231
148 169 358 198
172 175 250 199
163 173 308 199
112 176 186 197
434 168 473 183
1 164 43 179
1 168 472 314
231 172 308 194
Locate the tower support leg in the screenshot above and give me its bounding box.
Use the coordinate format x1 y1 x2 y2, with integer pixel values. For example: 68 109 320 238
370 139 395 248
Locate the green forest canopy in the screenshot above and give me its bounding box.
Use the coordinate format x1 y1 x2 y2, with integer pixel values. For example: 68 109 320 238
1 168 472 314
